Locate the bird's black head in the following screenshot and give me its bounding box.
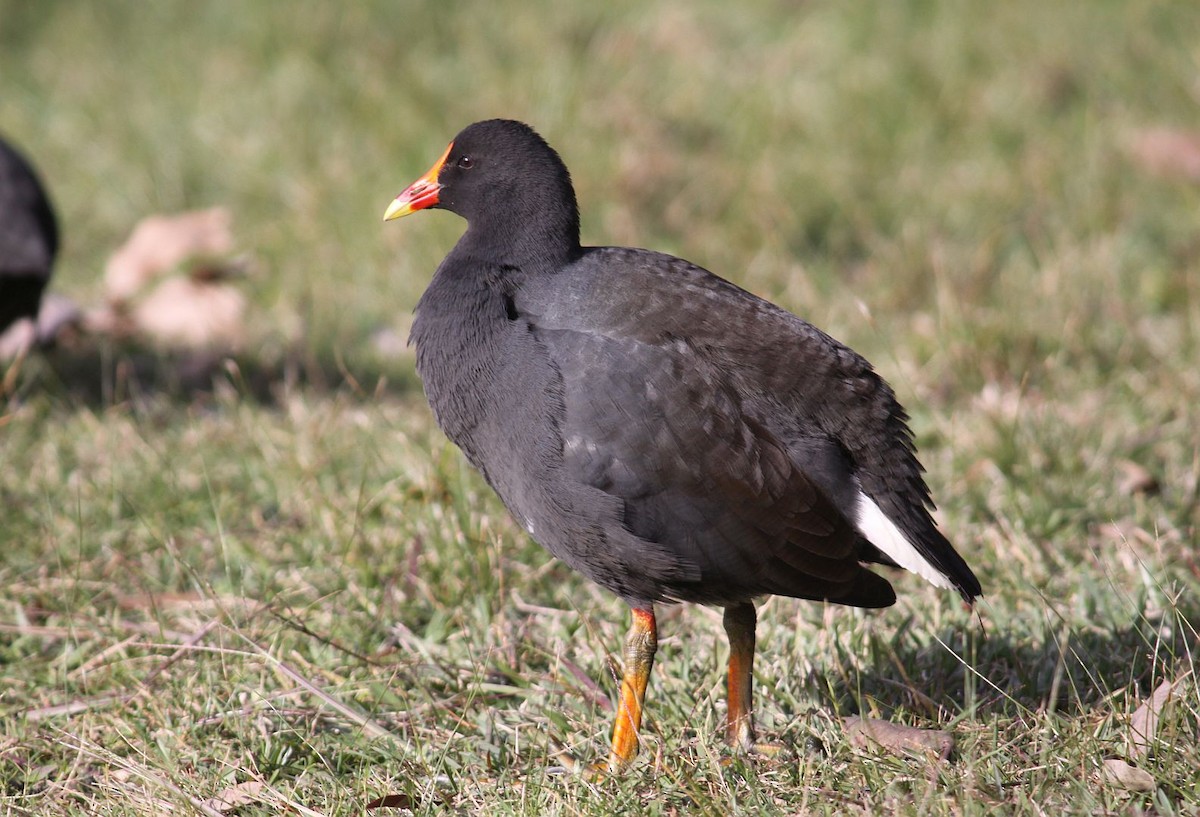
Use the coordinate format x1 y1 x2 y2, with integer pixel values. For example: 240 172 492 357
384 120 581 268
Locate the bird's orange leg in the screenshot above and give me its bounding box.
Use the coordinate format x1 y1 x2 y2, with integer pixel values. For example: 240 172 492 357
606 606 657 772
724 602 757 752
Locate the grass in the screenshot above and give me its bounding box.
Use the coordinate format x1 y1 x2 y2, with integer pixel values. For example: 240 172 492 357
2 0 1199 813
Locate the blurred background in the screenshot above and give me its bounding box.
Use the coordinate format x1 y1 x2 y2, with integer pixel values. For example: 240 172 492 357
3 1 1196 384
2 1 1198 813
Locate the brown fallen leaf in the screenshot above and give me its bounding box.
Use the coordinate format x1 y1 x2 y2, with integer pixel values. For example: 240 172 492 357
842 716 954 756
105 207 234 303
1101 758 1156 792
1 292 88 359
201 780 266 813
1116 459 1160 496
34 292 83 347
0 317 36 361
365 792 416 810
131 275 246 350
1130 673 1189 759
1128 127 1200 182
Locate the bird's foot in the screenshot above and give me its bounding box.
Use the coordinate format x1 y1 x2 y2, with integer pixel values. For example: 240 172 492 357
719 737 793 767
746 739 788 758
549 747 639 781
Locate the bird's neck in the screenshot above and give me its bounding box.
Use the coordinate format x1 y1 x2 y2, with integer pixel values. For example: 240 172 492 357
458 202 581 276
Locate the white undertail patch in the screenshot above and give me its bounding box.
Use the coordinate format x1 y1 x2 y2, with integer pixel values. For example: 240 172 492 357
855 491 954 590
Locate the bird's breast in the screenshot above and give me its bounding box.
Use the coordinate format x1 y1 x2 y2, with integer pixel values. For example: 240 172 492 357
410 284 563 498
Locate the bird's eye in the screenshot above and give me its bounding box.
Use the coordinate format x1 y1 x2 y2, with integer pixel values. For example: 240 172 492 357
457 155 474 169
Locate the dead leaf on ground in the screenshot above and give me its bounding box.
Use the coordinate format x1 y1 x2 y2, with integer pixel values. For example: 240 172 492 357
365 792 416 810
1102 758 1156 792
842 716 954 756
0 317 36 361
35 292 84 346
201 780 266 813
131 275 246 350
105 207 234 303
1129 673 1189 759
1116 459 1160 496
1128 127 1200 182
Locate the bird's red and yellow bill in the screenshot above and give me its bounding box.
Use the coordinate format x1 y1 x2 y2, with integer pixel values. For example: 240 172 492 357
383 142 453 221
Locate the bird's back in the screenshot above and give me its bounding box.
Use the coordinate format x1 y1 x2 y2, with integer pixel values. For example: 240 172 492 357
515 247 980 604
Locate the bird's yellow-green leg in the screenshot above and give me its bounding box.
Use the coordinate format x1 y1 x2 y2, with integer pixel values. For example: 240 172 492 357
606 606 657 772
724 602 757 752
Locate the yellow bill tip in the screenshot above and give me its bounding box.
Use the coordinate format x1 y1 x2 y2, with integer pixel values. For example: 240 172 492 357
383 196 413 222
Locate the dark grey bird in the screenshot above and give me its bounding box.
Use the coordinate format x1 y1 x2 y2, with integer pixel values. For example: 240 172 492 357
383 119 981 771
0 136 59 337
